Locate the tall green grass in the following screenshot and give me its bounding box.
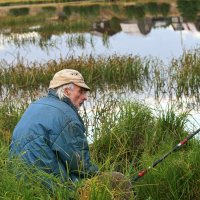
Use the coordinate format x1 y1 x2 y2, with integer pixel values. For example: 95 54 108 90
0 55 151 92
2 50 200 103
0 143 77 199
91 101 188 171
0 101 26 143
169 49 200 102
135 141 200 199
0 97 199 199
89 100 200 200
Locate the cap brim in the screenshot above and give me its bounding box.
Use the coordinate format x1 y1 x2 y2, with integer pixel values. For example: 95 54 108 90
74 82 90 91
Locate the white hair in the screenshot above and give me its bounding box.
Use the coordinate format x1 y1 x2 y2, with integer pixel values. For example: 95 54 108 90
56 83 74 100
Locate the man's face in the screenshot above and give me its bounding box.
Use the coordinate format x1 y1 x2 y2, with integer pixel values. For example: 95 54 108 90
65 84 88 109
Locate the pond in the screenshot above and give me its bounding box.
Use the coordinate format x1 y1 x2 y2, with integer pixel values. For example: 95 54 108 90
0 0 200 65
1 0 200 138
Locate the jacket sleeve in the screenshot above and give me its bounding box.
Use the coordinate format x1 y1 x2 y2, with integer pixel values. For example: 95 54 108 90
52 121 98 179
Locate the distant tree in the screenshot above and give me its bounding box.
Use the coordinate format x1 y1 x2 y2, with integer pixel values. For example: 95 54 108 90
125 5 146 20
109 17 121 33
177 0 199 22
146 2 159 16
112 4 120 14
159 3 170 17
63 5 100 18
124 5 135 18
63 6 72 17
41 6 56 14
9 7 29 16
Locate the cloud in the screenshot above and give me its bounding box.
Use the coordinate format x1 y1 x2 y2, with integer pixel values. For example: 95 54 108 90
0 44 4 50
193 32 200 39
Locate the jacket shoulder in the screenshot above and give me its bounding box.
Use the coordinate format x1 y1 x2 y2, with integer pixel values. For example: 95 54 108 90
32 96 82 125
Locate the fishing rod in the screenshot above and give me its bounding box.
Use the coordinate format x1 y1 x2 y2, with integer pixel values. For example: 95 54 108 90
132 127 200 182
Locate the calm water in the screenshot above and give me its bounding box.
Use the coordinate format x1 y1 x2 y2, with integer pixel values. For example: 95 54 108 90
1 1 200 140
1 27 199 65
0 1 200 65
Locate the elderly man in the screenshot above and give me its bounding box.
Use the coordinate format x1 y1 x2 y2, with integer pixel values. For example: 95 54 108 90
10 69 98 184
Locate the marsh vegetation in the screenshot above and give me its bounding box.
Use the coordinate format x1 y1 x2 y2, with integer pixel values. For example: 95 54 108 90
1 0 200 199
1 50 200 198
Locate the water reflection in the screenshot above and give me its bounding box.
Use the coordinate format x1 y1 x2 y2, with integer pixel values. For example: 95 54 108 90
0 2 200 63
177 0 200 22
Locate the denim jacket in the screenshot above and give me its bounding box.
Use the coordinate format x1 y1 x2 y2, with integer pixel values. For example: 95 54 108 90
10 89 98 183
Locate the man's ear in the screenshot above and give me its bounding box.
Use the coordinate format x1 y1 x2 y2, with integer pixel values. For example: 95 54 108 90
64 87 70 96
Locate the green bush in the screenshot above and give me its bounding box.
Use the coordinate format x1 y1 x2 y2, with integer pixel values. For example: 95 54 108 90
41 6 56 14
9 7 29 16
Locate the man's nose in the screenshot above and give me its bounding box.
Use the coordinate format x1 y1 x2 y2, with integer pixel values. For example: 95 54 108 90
82 92 88 101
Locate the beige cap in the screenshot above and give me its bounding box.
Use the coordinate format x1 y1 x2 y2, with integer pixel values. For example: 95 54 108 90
49 69 90 90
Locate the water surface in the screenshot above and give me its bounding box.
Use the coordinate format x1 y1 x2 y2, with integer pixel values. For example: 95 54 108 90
0 1 200 65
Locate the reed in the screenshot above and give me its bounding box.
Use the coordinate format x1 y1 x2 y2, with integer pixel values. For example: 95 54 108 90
0 14 46 29
2 50 200 103
0 55 152 92
1 48 200 105
0 101 26 143
67 34 87 49
169 49 200 102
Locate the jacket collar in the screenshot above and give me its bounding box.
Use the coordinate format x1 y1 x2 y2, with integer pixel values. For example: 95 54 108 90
48 89 78 112
47 89 85 129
